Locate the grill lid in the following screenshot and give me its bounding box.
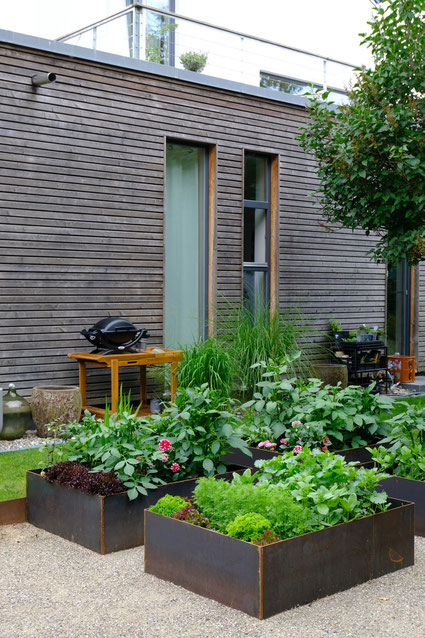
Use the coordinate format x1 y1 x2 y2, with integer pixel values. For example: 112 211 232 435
81 317 150 354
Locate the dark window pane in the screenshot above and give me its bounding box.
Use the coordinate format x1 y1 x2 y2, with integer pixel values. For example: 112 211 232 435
243 208 267 263
244 154 267 201
243 270 267 311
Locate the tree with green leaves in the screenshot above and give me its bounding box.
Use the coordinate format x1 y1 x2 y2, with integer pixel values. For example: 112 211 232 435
299 0 425 265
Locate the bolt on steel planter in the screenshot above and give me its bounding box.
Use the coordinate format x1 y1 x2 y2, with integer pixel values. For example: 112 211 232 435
145 498 414 619
26 465 246 554
379 476 425 536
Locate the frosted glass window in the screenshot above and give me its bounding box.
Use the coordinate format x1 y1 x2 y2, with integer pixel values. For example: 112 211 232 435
165 143 207 348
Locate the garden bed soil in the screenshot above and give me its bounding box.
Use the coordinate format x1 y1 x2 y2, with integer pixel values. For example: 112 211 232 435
379 476 425 536
0 497 27 526
144 498 414 619
26 465 246 554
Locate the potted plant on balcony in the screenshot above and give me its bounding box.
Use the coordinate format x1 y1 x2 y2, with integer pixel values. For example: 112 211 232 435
180 51 208 73
145 449 413 618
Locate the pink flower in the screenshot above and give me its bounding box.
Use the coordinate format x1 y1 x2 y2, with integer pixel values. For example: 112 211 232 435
293 445 302 454
258 440 276 449
291 420 302 427
162 454 169 462
136 456 142 461
158 439 171 451
280 439 287 445
171 463 180 472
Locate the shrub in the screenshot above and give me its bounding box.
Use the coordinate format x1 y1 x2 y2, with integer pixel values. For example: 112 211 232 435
150 494 188 516
194 476 311 538
178 338 231 396
180 51 208 72
226 512 272 542
44 461 125 496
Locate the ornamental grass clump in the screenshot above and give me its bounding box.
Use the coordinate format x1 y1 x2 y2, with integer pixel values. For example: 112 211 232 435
178 338 231 397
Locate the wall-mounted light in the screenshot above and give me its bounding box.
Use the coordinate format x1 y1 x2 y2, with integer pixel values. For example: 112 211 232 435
31 72 57 87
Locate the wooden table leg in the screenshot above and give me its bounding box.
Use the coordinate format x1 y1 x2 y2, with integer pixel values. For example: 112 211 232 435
170 361 178 402
78 361 87 409
110 359 119 413
140 366 147 407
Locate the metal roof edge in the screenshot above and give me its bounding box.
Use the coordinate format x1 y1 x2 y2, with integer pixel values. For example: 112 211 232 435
0 28 309 109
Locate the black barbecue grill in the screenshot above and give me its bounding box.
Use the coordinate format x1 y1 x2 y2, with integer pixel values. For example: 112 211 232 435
81 317 150 354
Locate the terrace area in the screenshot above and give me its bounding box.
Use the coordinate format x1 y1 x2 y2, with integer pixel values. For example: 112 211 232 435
58 1 354 104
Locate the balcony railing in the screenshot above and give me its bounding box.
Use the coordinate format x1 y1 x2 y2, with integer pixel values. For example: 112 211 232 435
58 2 357 104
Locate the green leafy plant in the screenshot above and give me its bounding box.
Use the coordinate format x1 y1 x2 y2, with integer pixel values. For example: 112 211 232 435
194 475 311 538
368 403 425 480
150 494 188 516
151 384 251 479
216 300 313 398
51 385 249 501
237 361 391 451
146 20 177 64
298 0 425 265
255 448 390 527
180 51 208 72
329 318 342 333
178 338 231 397
226 512 273 542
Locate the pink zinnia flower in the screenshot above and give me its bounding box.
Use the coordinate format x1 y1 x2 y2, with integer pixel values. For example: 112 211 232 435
162 454 169 462
280 439 287 445
158 439 171 451
291 420 302 427
171 462 180 472
293 445 302 454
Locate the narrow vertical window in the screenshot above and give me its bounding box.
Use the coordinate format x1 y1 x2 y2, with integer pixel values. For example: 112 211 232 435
243 153 271 310
165 142 208 347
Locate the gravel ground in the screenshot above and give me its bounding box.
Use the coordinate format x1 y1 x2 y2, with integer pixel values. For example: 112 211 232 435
0 431 44 452
0 524 424 638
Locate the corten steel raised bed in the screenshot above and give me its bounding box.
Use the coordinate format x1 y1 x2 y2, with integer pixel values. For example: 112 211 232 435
144 498 414 619
223 442 379 468
0 497 27 526
379 476 425 536
26 465 246 554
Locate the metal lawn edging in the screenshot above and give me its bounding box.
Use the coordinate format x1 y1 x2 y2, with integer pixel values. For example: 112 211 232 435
0 497 27 525
144 498 414 619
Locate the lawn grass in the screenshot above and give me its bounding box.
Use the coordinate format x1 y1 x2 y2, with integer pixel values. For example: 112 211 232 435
390 394 425 414
0 447 51 501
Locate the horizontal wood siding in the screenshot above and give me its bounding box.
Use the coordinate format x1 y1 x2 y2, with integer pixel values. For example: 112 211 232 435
0 42 387 400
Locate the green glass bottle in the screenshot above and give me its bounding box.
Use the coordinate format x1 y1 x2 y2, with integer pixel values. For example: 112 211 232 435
0 384 31 441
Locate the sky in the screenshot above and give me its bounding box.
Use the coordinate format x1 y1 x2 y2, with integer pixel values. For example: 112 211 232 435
0 0 375 67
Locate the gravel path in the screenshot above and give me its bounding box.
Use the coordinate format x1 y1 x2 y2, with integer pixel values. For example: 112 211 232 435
0 524 424 638
0 431 44 452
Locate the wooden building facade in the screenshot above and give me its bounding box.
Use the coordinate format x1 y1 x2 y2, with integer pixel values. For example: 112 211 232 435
0 30 421 402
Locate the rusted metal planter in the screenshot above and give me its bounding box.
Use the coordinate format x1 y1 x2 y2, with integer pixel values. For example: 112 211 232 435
379 476 425 536
223 442 378 468
26 465 245 554
144 498 414 619
0 497 27 525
